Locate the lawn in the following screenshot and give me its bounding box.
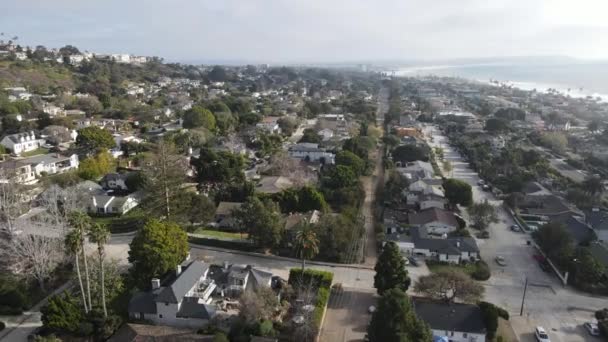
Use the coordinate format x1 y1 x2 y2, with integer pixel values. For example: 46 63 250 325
21 147 49 157
192 227 249 240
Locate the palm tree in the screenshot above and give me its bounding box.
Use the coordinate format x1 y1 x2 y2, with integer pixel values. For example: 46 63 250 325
65 229 88 313
295 222 320 272
68 211 93 311
88 222 110 317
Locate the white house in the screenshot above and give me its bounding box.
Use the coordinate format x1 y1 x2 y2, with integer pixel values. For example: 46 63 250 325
20 153 79 177
412 298 487 342
288 143 335 165
1 131 45 156
408 207 459 235
0 160 36 184
42 103 65 117
88 193 140 215
256 116 281 134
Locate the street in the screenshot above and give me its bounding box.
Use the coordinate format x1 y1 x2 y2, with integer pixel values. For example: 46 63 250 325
425 125 607 342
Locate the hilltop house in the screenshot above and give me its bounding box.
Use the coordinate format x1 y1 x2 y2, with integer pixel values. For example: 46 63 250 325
1 132 45 156
256 116 281 134
412 298 487 342
88 193 140 215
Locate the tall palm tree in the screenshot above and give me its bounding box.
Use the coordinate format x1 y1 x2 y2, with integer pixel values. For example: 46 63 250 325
65 229 88 313
295 222 320 272
68 211 92 311
88 222 110 317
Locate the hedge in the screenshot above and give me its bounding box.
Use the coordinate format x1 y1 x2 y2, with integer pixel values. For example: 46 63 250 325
0 321 4 331
188 236 257 252
479 301 510 340
472 260 491 281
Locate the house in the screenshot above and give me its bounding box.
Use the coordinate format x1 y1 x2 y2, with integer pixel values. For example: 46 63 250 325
109 323 211 341
518 194 582 219
256 116 281 134
214 202 243 230
128 260 274 329
394 127 422 138
283 210 321 244
386 226 479 263
128 260 217 328
287 143 335 165
42 103 65 117
256 176 294 194
409 208 459 235
550 213 596 245
41 125 77 144
65 109 86 116
0 160 36 184
418 193 448 210
412 298 487 342
395 161 434 181
20 153 79 177
88 193 140 215
1 131 44 155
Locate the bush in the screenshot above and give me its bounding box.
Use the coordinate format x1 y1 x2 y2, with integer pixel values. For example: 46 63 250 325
288 268 334 289
599 319 608 338
0 321 5 331
478 302 499 339
188 236 257 252
313 287 330 327
472 260 491 281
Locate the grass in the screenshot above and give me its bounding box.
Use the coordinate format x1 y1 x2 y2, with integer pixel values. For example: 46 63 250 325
192 227 249 240
21 147 49 157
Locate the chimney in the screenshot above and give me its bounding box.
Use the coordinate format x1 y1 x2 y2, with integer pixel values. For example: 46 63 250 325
224 261 229 270
151 278 161 289
176 265 182 275
456 241 460 248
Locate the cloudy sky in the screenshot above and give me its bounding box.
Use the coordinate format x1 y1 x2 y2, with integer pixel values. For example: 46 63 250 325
1 0 607 63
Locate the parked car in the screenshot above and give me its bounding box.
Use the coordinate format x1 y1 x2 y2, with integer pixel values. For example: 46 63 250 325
584 322 600 336
535 326 551 342
495 256 507 266
510 224 521 232
477 179 485 186
408 256 419 267
476 231 490 239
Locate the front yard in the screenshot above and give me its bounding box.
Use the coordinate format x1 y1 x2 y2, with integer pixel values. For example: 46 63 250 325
21 147 49 157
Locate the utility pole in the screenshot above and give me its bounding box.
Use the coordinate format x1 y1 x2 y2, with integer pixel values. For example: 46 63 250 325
520 277 528 316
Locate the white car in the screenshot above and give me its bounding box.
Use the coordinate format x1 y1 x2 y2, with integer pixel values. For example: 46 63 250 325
495 256 507 266
535 326 551 342
584 322 600 336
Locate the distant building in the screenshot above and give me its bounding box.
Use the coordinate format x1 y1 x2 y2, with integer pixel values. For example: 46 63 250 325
256 116 281 134
0 160 36 184
88 193 140 215
20 153 79 177
287 143 335 165
408 207 459 235
256 176 294 194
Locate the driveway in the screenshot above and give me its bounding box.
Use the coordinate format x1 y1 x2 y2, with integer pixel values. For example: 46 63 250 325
425 125 607 342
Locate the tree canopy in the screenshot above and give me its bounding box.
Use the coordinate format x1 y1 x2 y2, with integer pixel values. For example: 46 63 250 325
367 288 432 342
234 197 283 249
128 219 189 289
391 144 429 163
191 148 245 184
335 150 366 176
414 270 484 303
468 200 499 230
183 106 216 130
75 126 116 155
443 178 473 207
374 242 411 295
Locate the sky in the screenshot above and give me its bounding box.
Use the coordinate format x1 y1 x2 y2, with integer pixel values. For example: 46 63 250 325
1 0 608 64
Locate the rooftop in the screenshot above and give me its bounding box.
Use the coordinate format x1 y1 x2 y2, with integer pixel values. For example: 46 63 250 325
412 298 487 334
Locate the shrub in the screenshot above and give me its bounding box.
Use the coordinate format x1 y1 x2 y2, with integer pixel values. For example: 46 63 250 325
478 302 499 339
0 321 5 331
313 287 330 327
472 260 491 281
599 320 608 338
288 269 333 289
256 319 275 337
212 332 229 342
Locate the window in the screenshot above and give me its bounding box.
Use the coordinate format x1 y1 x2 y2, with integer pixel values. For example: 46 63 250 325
450 331 454 337
159 314 163 318
165 303 169 306
463 333 467 338
139 312 144 319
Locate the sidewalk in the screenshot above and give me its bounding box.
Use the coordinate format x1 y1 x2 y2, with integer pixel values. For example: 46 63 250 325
0 281 73 341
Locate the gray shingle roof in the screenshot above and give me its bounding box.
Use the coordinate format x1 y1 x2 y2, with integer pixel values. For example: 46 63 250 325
128 292 157 314
155 261 208 303
412 298 487 334
409 208 458 227
409 226 479 255
176 297 216 319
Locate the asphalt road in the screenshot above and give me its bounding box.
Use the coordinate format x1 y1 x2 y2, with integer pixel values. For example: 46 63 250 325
425 124 607 342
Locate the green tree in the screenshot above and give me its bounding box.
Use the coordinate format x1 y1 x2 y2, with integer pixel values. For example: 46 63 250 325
234 197 283 249
183 106 216 130
468 200 499 230
533 222 574 264
374 242 410 295
76 126 115 155
443 178 473 207
484 118 510 132
212 332 229 342
323 165 358 189
571 247 606 287
368 288 432 342
277 117 298 136
414 270 484 303
295 222 320 271
208 66 228 82
41 293 83 334
298 128 321 143
128 219 189 289
582 176 603 196
192 148 245 184
391 145 429 163
88 223 110 317
540 132 568 154
335 150 365 176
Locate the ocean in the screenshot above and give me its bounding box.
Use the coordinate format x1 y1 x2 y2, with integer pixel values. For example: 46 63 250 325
395 61 608 102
